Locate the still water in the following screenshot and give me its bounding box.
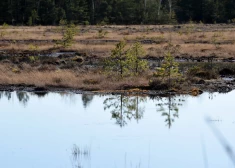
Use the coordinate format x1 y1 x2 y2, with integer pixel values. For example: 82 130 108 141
0 91 235 168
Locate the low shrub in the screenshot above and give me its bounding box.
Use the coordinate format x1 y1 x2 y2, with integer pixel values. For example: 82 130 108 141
186 66 217 79
149 78 169 90
219 68 235 76
71 56 84 63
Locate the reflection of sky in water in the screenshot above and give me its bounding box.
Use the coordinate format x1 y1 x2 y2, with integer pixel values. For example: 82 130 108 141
0 91 235 168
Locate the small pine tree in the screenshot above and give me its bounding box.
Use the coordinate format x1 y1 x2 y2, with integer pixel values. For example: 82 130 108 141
31 9 39 25
126 42 148 75
56 23 77 48
0 23 9 38
28 17 33 26
105 41 148 77
154 51 181 88
104 40 128 77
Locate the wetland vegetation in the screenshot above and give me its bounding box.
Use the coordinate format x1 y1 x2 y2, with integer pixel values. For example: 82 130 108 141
1 24 235 95
1 1 235 167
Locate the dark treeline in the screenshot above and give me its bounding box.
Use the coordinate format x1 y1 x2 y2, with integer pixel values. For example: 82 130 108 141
1 0 235 25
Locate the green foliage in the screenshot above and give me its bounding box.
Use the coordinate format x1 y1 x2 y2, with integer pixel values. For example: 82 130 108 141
0 23 9 38
28 17 33 26
126 42 148 75
185 21 195 35
28 56 38 63
27 10 39 26
28 43 39 62
186 66 201 76
59 19 67 27
104 40 128 77
83 21 90 25
154 51 181 89
12 67 20 73
211 32 223 49
28 44 38 51
2 23 9 29
1 0 235 24
55 19 67 33
154 52 180 79
97 29 108 38
104 41 148 77
57 23 77 48
31 10 38 24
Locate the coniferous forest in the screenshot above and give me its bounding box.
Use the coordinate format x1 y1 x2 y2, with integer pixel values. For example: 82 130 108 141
1 0 235 25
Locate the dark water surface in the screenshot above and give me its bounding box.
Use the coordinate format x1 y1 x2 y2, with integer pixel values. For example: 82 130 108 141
0 91 235 168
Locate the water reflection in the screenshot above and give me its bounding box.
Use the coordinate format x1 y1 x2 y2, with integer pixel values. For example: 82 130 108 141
0 91 93 108
0 91 48 106
103 94 146 127
209 92 216 100
0 91 30 106
1 91 235 168
155 94 185 129
31 91 48 98
57 92 78 105
82 94 94 108
71 144 91 168
16 91 30 106
0 91 12 100
1 91 184 129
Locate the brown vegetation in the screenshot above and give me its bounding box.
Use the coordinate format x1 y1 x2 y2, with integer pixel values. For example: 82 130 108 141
1 24 235 94
0 63 150 91
1 24 235 60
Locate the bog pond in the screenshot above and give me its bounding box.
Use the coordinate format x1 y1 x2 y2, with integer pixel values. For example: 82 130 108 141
0 91 235 168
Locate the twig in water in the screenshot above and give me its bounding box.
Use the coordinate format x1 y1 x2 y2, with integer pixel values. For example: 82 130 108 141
205 116 235 166
201 133 208 168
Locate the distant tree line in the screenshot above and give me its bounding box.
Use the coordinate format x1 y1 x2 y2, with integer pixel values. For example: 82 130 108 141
1 0 235 25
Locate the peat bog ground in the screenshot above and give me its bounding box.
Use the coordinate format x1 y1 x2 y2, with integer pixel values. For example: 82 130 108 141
1 24 235 95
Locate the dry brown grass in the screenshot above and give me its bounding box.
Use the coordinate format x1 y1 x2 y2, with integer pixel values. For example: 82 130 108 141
1 24 235 59
2 24 235 92
0 63 149 90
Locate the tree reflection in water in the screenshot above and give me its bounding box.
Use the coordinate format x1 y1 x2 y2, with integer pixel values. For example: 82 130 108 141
0 91 30 106
16 91 30 106
209 92 216 100
71 144 91 168
82 94 94 108
0 91 48 106
155 94 185 129
103 94 146 127
31 91 48 98
0 91 12 100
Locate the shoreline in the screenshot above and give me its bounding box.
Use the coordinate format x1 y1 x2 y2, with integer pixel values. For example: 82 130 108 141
0 78 234 96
